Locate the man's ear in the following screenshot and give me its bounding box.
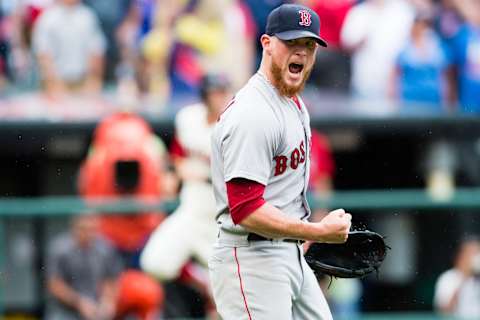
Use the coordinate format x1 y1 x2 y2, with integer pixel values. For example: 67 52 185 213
260 34 272 55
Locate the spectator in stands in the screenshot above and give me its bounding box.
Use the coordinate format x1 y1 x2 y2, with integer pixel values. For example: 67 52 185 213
139 0 255 109
341 0 415 102
199 0 256 90
243 0 284 68
420 0 480 199
45 214 123 320
83 0 134 83
111 1 147 108
183 0 256 91
3 0 52 89
447 0 480 113
137 0 184 107
436 0 466 41
32 0 106 97
0 5 9 92
392 8 454 110
434 236 480 319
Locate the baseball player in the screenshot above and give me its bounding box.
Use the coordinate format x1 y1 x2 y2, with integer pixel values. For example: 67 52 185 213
140 74 231 282
209 4 352 320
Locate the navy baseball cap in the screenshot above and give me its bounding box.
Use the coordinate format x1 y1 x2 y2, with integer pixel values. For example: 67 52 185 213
266 4 327 47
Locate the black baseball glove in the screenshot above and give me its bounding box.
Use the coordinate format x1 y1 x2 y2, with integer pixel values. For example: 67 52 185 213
304 230 388 278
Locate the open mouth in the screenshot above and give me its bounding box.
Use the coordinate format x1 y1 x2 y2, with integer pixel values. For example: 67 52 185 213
289 63 304 74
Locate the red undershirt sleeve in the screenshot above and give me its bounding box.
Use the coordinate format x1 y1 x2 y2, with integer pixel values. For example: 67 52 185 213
226 178 266 225
169 135 187 159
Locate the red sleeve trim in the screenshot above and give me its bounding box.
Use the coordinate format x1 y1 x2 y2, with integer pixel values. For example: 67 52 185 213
169 135 187 158
226 178 266 225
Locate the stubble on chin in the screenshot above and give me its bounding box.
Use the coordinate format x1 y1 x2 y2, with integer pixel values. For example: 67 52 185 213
270 60 311 97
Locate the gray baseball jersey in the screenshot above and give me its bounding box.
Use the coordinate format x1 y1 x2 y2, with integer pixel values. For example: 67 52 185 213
209 72 332 320
211 72 312 236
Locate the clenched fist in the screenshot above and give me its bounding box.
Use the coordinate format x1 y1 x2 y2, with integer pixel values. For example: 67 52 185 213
313 208 352 243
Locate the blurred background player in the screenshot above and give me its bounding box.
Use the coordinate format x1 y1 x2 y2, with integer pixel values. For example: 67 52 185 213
45 214 122 320
140 73 231 318
434 236 480 319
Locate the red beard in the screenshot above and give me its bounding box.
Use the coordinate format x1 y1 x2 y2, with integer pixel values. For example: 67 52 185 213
270 59 312 97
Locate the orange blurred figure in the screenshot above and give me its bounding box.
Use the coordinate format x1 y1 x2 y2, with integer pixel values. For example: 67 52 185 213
115 270 164 320
79 112 167 254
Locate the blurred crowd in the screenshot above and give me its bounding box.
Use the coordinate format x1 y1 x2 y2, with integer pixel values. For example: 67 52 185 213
0 0 479 114
0 0 257 112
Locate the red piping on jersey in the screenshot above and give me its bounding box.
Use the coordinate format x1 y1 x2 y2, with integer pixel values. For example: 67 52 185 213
234 247 253 320
226 178 266 224
292 95 302 111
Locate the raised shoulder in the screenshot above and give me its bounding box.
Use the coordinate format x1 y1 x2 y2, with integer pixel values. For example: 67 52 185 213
221 78 281 128
176 103 205 127
220 93 283 164
225 92 280 140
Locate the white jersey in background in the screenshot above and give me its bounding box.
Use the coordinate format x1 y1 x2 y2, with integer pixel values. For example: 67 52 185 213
140 102 217 280
175 103 213 181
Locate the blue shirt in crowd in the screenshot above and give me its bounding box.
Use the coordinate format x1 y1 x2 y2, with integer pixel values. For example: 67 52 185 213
450 24 480 113
397 30 451 109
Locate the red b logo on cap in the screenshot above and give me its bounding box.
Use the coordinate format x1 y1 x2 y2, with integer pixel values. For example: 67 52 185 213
299 10 312 27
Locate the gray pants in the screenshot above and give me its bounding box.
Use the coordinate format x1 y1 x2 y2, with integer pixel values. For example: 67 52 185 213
208 237 332 320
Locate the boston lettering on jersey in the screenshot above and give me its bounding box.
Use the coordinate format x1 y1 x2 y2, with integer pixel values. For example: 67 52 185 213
273 140 306 176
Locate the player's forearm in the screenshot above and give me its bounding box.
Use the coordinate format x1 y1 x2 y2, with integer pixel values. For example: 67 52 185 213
98 280 118 318
37 54 64 89
47 277 83 310
84 55 104 93
239 202 327 241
